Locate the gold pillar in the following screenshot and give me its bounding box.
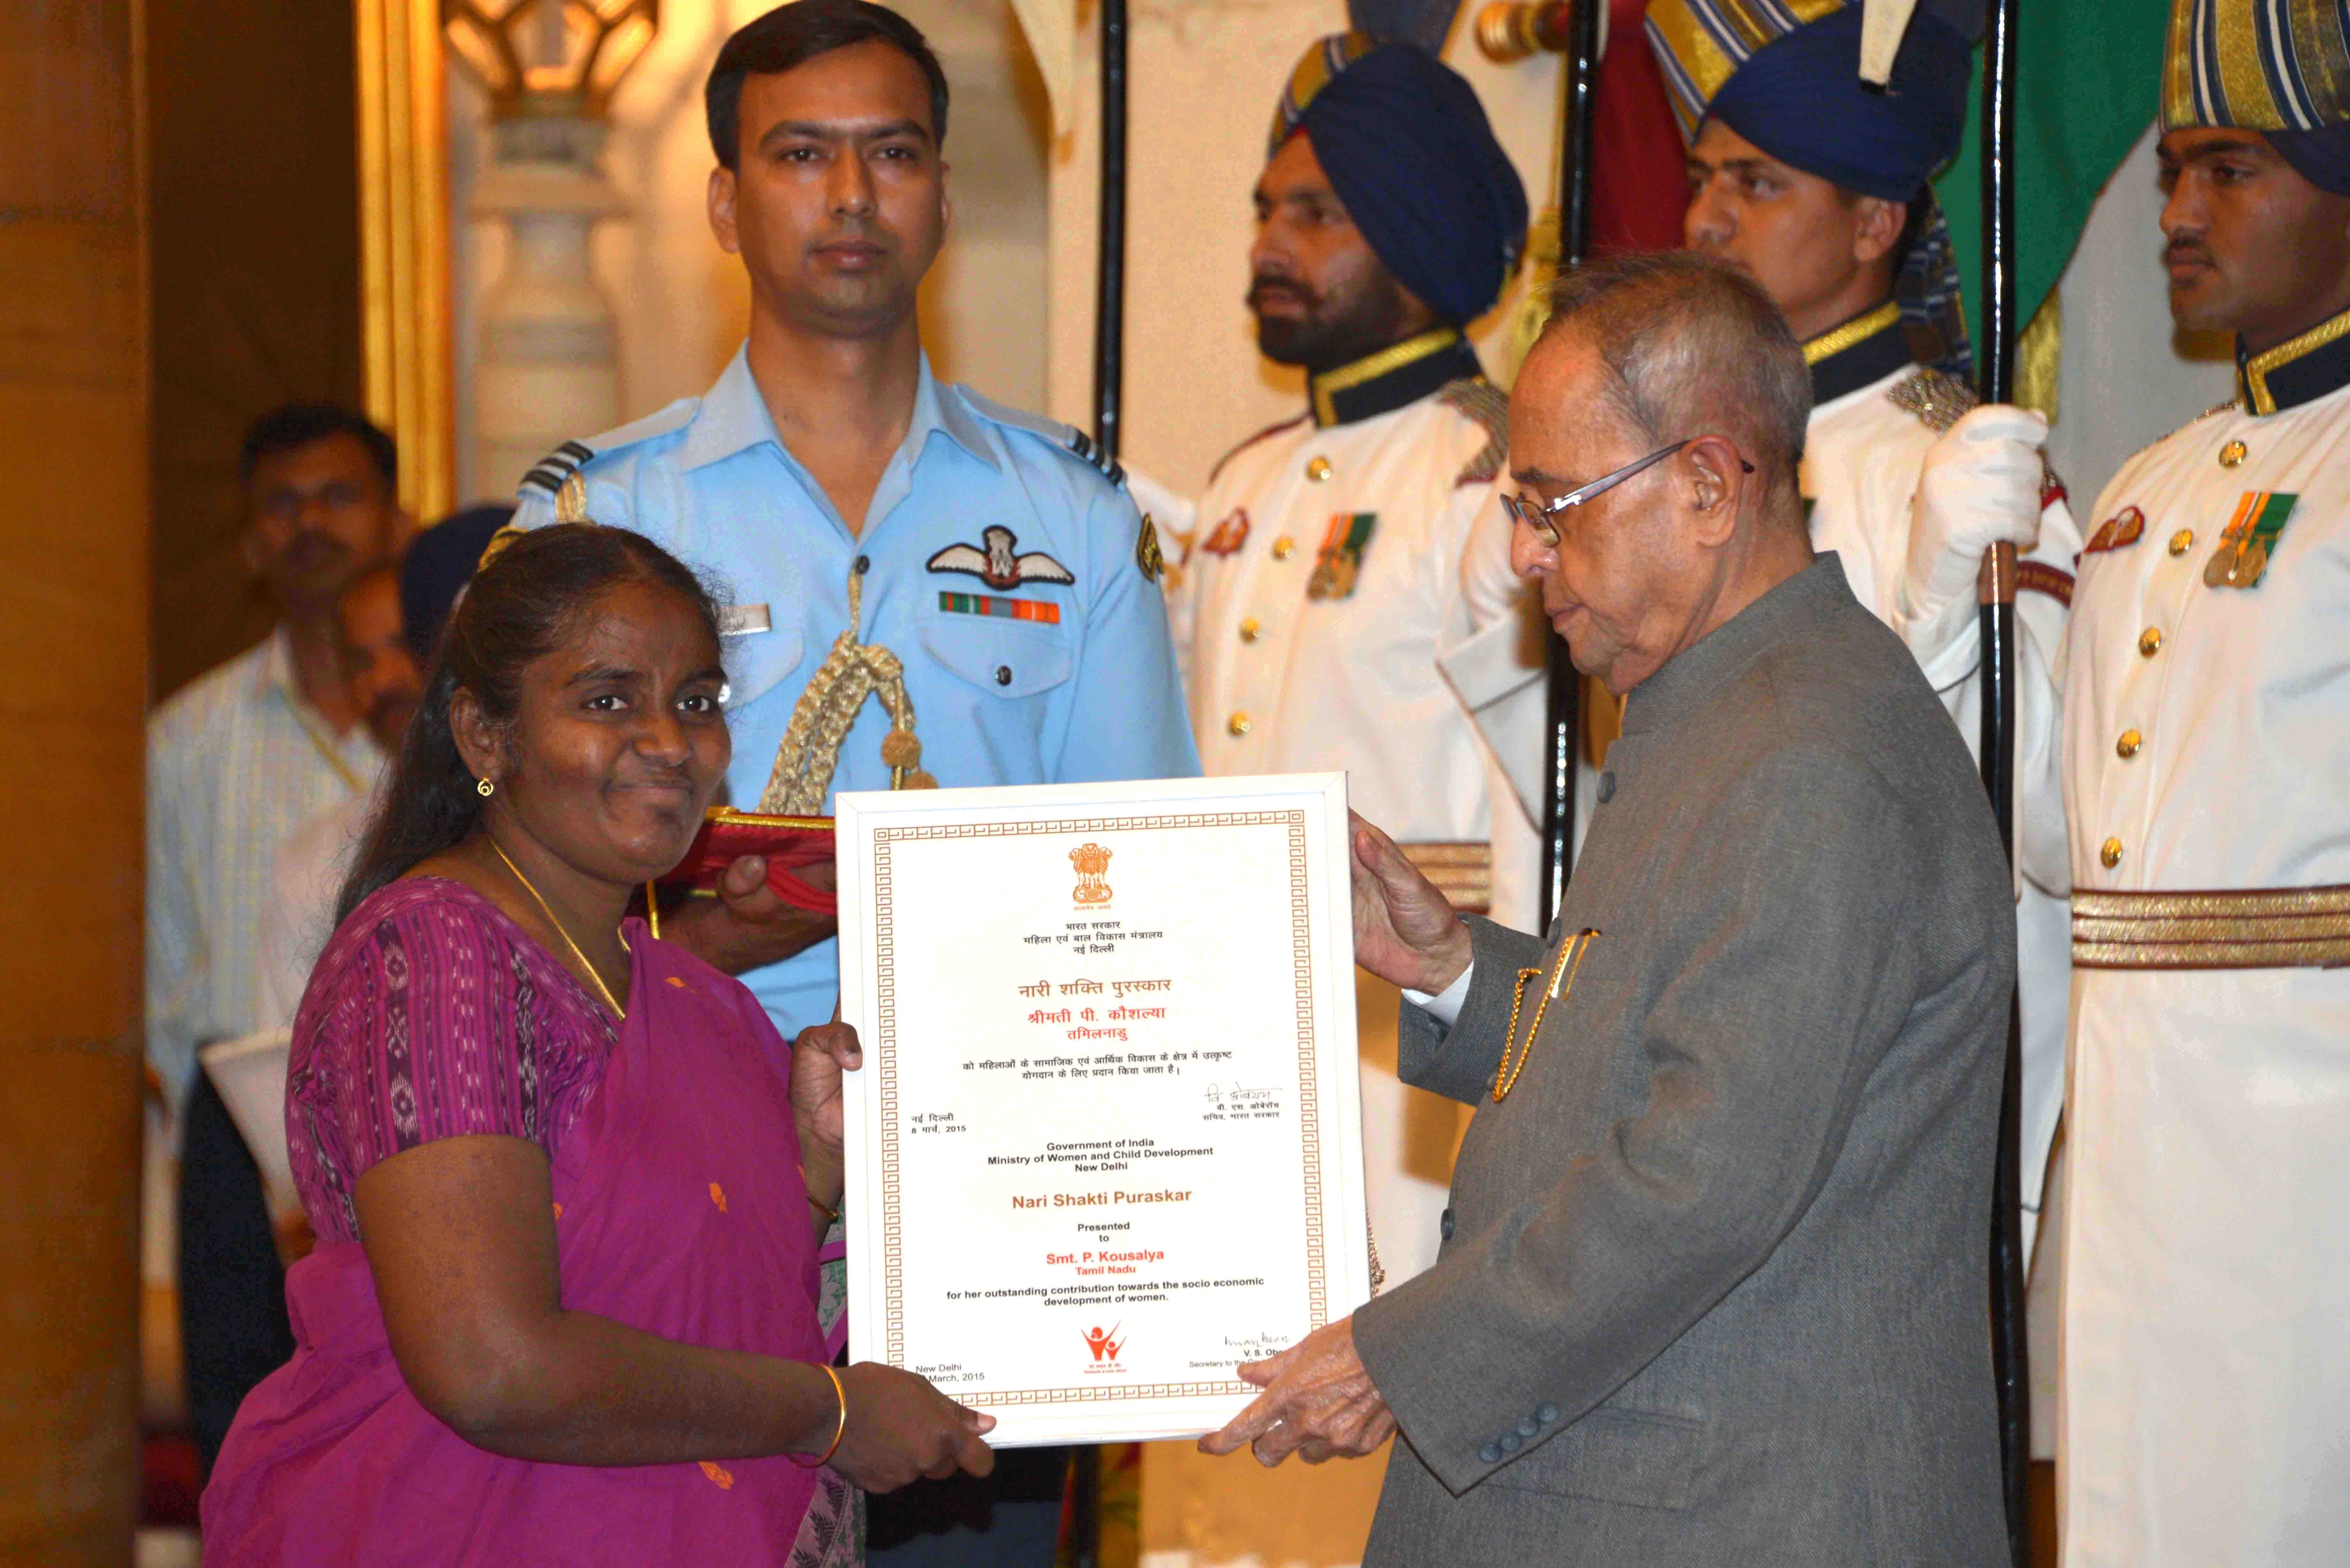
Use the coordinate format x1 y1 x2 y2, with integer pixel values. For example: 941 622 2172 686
356 0 455 521
0 0 150 1559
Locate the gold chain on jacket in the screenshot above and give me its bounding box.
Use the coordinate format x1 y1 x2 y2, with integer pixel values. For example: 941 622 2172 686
1495 929 1601 1102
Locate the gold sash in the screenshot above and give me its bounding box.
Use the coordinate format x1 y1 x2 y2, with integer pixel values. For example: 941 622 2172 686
1401 841 1492 916
2071 884 2350 970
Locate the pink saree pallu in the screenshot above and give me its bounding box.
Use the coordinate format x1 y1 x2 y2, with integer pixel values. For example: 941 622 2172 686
203 908 855 1565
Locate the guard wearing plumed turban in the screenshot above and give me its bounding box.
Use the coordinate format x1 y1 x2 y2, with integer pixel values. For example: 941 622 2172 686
1650 0 2082 1274
2058 4 2350 1560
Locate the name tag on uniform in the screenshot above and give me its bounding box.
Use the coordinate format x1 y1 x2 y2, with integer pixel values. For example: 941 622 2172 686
717 603 772 637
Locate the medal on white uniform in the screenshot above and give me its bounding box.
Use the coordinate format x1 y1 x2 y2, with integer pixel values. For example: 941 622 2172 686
2204 491 2298 589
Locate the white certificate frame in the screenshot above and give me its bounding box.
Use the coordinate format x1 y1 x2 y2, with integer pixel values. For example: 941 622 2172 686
835 773 1369 1446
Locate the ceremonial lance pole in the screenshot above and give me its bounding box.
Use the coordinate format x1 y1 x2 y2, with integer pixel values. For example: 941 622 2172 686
1092 0 1130 467
1976 0 2030 1553
1543 0 1602 931
1069 7 1128 1560
1474 0 1603 931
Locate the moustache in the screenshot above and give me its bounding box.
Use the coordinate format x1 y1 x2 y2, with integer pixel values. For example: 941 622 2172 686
283 530 352 568
2165 239 2215 267
1247 275 1316 309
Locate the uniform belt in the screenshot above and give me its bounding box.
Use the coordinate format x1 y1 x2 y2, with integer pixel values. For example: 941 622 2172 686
1402 841 1491 916
2071 884 2350 970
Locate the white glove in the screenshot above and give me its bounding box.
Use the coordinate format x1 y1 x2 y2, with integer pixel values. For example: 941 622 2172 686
1900 403 2048 665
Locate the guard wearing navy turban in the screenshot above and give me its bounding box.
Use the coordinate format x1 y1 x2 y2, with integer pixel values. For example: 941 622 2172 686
1155 65 1548 1553
1650 0 1979 377
1269 35 1530 329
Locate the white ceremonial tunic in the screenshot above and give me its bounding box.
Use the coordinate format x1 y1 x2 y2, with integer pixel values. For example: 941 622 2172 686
2057 317 2350 1565
1799 311 2082 1256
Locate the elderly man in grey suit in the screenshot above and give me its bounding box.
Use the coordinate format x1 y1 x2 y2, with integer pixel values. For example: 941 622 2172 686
1200 252 2013 1564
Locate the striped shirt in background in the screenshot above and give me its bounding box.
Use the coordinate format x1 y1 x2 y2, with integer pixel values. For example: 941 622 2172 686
146 630 382 1108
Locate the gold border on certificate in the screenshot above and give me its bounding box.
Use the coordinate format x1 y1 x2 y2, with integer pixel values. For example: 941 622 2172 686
869 811 1330 1404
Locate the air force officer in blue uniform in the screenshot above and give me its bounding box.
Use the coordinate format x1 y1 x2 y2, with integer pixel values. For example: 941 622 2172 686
510 0 1196 1043
509 7 1195 1558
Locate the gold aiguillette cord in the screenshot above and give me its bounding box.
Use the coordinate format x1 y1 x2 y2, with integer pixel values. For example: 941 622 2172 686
1495 929 1600 1103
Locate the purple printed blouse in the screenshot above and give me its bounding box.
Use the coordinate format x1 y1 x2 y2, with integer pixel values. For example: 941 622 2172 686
285 876 618 1241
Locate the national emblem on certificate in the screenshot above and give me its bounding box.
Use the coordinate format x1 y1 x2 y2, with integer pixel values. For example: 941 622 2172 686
835 773 1372 1446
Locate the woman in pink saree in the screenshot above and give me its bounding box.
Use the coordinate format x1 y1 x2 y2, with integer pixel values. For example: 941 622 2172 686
202 524 993 1564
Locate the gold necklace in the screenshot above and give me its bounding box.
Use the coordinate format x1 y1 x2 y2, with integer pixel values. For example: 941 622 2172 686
488 837 628 1018
1495 929 1600 1102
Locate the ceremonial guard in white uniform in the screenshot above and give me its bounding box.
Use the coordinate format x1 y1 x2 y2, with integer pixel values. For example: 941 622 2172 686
2058 4 2350 1558
1142 36 1542 1566
1164 35 1542 1288
1656 0 2080 1251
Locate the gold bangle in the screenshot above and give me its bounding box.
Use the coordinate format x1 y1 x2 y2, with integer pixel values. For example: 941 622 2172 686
792 1362 847 1469
806 1191 838 1225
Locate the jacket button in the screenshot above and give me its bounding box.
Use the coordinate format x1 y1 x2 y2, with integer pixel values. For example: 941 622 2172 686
995 665 1013 686
1500 1433 1523 1453
1597 771 1616 803
2138 627 2163 657
2219 439 2247 467
1537 1403 1559 1423
2169 529 2194 556
1479 1443 1503 1464
2116 728 2142 759
2100 837 2123 869
1272 535 1297 560
855 553 871 575
1306 456 1332 482
1440 1207 1454 1241
1227 712 1251 737
1516 1418 1539 1438
1239 617 1261 643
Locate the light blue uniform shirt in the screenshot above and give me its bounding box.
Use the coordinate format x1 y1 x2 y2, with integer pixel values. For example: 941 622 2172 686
512 345 1200 1035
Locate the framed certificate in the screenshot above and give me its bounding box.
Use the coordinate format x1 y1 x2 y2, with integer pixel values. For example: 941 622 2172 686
835 773 1371 1446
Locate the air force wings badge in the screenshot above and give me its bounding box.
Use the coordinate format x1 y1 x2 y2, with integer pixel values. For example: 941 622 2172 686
926 525 1076 592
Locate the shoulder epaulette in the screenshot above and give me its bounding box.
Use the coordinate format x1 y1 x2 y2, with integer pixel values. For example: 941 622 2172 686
1206 413 1311 487
519 440 595 499
960 389 1127 489
516 397 700 499
2112 397 2241 477
1437 377 1509 488
1885 367 1980 434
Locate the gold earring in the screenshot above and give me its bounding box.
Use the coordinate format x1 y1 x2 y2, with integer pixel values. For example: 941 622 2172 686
477 778 495 798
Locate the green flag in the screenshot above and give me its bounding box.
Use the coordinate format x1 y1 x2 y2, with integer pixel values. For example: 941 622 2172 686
1933 0 2172 340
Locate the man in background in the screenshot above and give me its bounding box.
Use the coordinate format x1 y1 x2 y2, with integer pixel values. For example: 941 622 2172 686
255 505 508 1028
149 401 406 1470
2058 3 2350 1556
1654 0 2078 1256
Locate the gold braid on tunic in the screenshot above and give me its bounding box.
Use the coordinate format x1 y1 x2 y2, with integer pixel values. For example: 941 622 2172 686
757 567 937 814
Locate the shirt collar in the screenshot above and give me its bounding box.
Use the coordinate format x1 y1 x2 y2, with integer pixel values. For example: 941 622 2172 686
678 344 998 472
1307 328 1484 427
1619 554 1853 739
253 625 298 702
1802 300 1915 406
2236 302 2350 416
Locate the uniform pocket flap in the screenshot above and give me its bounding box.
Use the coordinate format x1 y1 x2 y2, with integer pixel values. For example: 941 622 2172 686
1485 1406 1703 1512
716 618 806 712
916 611 1074 699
